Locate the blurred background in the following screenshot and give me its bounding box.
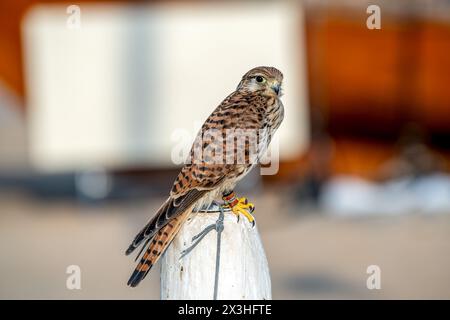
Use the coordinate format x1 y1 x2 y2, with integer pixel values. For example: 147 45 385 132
0 0 450 299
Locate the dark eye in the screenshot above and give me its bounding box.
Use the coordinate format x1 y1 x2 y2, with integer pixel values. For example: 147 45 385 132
256 76 264 83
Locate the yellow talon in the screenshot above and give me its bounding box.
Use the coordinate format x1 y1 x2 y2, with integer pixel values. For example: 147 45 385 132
227 197 256 227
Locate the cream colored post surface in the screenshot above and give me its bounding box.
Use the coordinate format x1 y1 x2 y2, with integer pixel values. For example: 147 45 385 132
160 210 271 300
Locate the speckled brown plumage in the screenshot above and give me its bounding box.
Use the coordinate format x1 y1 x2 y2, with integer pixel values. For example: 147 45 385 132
126 66 284 287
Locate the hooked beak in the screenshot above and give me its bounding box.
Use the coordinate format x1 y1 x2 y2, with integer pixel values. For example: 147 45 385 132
271 82 281 96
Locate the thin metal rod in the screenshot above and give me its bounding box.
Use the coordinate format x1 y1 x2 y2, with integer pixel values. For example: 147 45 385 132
213 206 224 300
179 203 225 300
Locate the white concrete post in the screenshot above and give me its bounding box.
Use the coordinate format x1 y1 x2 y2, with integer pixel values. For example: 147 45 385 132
160 207 272 300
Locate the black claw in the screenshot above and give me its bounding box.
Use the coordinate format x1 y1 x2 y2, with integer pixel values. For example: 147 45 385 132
236 215 240 223
251 220 255 228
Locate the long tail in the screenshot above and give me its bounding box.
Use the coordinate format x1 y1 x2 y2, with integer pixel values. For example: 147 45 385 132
126 190 205 256
125 189 206 287
127 208 192 287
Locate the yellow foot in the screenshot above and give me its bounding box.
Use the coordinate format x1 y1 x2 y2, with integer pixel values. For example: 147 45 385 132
222 192 255 227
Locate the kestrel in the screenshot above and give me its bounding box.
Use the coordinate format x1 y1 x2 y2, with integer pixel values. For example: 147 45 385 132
126 66 284 287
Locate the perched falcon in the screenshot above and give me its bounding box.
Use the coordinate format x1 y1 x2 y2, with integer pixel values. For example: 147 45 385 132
126 66 284 287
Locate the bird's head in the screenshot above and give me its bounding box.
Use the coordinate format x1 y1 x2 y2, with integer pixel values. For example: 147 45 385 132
237 66 284 97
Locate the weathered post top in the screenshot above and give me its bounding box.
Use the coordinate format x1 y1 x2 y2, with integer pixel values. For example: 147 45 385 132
160 204 271 300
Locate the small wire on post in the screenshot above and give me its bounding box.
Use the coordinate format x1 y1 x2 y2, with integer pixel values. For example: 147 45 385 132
160 202 271 300
180 203 224 299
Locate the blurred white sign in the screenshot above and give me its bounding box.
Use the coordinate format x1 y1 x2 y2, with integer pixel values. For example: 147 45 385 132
23 2 309 172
